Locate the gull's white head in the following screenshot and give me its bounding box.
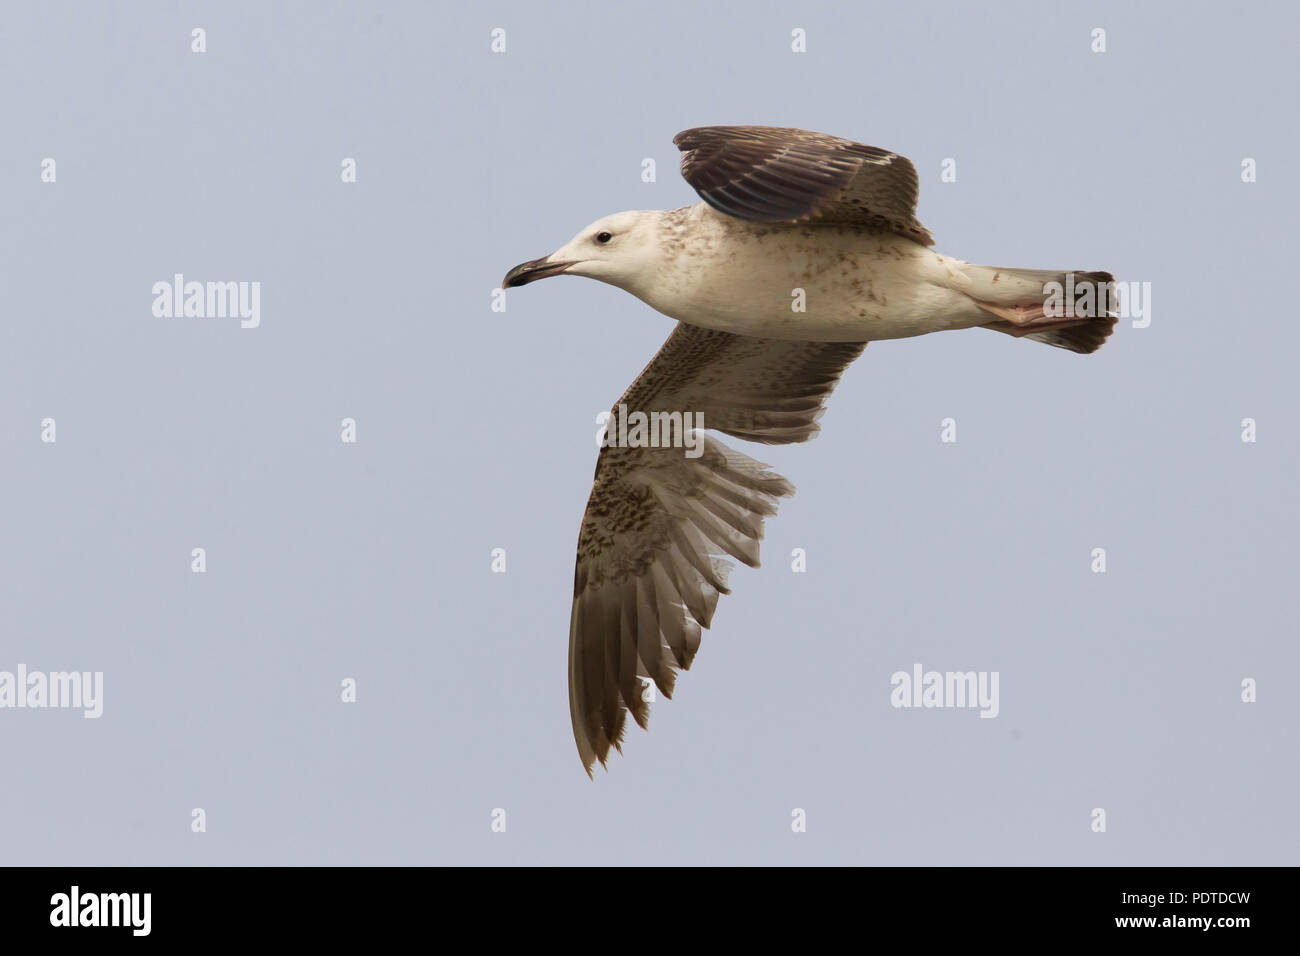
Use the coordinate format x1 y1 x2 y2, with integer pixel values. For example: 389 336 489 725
503 210 662 293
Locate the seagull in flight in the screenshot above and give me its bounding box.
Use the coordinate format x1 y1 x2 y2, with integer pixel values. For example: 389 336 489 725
503 126 1115 775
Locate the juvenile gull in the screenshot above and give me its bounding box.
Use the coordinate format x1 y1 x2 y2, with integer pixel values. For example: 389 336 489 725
503 125 1115 775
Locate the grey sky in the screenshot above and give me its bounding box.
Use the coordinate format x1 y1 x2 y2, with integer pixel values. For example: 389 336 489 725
1 0 1296 865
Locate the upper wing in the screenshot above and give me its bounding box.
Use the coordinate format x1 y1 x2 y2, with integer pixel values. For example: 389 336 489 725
569 322 867 773
674 125 933 245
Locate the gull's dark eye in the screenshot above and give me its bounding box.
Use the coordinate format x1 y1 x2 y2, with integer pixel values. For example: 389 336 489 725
595 231 613 244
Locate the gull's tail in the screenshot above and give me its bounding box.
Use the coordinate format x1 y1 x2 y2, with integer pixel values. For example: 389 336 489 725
961 265 1117 354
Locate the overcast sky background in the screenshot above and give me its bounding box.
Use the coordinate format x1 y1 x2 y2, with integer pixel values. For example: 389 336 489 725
1 1 1296 865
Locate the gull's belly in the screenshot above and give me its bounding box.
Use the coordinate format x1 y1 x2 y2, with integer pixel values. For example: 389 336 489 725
639 219 986 343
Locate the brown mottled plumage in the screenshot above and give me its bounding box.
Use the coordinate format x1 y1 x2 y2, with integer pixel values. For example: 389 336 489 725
570 327 865 771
